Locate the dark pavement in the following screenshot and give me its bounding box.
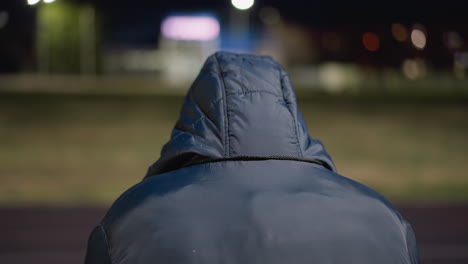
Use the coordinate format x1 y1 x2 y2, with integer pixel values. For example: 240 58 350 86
1 204 467 264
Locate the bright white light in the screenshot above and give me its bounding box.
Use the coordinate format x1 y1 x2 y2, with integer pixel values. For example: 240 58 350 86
27 0 41 5
43 0 55 3
231 0 254 10
161 16 220 41
411 29 426 50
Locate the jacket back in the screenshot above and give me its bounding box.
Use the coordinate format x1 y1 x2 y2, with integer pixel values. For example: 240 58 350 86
85 52 419 264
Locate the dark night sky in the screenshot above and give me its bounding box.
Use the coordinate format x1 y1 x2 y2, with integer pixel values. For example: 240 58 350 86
1 0 467 70
3 0 468 41
4 0 468 27
91 0 468 23
93 0 468 45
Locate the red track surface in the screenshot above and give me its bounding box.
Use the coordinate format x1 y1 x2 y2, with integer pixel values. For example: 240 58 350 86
1 205 467 264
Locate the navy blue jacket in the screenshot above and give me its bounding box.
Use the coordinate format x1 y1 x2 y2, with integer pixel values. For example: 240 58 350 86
85 52 420 264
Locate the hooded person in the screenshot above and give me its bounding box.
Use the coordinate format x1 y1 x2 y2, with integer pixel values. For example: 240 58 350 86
85 52 420 264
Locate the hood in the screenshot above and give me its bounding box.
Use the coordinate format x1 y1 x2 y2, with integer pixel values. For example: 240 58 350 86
146 52 336 177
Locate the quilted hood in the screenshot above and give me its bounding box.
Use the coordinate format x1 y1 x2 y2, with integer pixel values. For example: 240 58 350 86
146 52 336 177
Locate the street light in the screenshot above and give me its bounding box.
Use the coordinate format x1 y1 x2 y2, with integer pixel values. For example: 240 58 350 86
27 0 58 74
228 0 254 51
231 0 254 10
27 0 55 5
27 0 41 5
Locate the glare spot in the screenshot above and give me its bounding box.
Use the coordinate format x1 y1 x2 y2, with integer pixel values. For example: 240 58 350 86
391 23 408 42
402 59 426 80
43 0 55 3
362 32 380 52
231 0 254 10
411 29 426 50
27 0 41 5
0 11 8 29
161 16 220 41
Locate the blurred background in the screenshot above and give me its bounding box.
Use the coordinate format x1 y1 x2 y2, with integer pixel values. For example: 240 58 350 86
0 0 467 263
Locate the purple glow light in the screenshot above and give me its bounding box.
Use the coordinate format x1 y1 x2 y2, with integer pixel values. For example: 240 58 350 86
161 16 220 41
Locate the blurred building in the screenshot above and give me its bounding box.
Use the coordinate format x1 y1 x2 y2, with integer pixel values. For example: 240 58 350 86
104 13 220 87
1 0 467 93
35 1 99 74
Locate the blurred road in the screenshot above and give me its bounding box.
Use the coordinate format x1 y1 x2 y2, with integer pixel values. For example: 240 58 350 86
0 205 467 264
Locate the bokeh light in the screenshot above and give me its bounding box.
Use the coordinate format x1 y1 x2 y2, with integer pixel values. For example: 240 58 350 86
402 58 427 80
161 16 220 41
43 0 55 3
319 63 347 93
411 29 426 50
231 0 254 10
391 23 408 42
362 32 380 52
27 0 41 5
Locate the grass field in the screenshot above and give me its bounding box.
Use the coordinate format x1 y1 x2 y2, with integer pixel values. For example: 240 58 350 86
0 92 467 205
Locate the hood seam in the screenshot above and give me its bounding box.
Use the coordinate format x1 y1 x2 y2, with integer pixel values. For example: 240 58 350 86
278 64 304 158
213 53 230 157
225 90 281 97
186 96 224 132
